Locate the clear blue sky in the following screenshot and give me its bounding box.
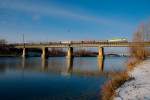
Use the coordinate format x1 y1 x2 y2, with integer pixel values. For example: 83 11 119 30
0 0 150 43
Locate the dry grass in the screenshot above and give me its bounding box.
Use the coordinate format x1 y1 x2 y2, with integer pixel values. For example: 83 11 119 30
101 71 129 100
126 57 142 70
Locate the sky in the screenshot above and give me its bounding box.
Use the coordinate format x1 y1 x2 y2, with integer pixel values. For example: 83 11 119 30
0 0 150 43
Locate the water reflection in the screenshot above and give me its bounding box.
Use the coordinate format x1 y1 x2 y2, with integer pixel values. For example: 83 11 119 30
19 57 124 77
66 58 74 74
41 58 48 71
97 57 104 72
22 57 25 69
0 57 125 76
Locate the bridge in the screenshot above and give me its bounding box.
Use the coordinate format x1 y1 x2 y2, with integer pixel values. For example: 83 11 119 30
10 41 150 59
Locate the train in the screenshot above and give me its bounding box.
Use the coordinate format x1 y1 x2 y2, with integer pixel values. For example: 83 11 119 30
21 38 128 45
60 38 128 44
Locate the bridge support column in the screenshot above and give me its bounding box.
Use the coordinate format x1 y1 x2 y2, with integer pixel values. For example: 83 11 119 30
98 47 104 58
67 47 73 58
41 47 48 59
22 48 26 58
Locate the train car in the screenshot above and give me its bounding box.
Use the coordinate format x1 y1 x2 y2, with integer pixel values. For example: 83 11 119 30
97 40 108 43
107 38 128 42
61 41 72 44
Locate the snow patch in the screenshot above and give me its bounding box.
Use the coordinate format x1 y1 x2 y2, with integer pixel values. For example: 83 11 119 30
114 60 150 100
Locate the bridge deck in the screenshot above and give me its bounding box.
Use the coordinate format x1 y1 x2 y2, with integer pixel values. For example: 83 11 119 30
11 42 150 49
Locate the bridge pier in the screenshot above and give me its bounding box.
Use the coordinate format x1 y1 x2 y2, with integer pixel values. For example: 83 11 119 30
22 48 26 58
98 47 104 58
67 47 73 58
41 47 48 59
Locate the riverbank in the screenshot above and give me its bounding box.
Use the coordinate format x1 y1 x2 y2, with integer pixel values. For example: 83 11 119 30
0 54 20 57
114 59 150 100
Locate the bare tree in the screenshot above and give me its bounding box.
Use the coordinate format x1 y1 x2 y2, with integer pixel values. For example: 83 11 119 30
130 23 150 60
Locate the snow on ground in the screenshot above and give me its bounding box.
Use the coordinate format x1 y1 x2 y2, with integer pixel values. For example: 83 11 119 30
114 60 150 100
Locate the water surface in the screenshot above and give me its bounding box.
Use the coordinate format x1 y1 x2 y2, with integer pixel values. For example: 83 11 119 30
0 57 127 100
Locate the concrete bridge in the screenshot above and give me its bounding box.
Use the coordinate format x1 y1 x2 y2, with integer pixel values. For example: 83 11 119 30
11 41 150 59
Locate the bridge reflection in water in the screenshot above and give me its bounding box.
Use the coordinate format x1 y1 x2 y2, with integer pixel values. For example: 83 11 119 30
65 57 104 75
21 57 26 69
20 57 106 77
97 57 104 72
66 58 74 74
42 58 48 71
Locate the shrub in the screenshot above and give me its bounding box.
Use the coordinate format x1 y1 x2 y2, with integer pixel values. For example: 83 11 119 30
101 71 129 100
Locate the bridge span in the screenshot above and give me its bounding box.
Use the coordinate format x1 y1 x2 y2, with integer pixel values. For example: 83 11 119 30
11 42 150 59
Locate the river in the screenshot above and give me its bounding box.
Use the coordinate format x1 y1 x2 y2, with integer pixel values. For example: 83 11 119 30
0 56 127 100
